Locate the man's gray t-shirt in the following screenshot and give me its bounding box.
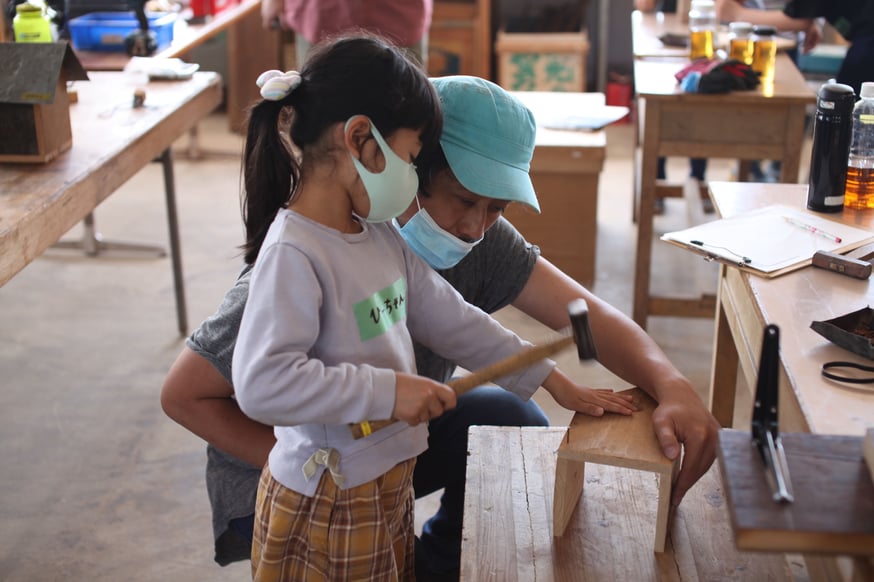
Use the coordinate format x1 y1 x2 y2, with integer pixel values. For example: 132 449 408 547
187 216 539 565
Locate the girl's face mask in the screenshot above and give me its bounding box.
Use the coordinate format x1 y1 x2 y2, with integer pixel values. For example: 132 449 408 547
346 117 419 223
396 203 482 270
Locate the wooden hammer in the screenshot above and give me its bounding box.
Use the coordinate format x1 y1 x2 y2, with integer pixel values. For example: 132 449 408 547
349 298 598 439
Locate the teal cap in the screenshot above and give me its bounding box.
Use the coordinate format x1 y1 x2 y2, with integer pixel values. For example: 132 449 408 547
432 76 540 212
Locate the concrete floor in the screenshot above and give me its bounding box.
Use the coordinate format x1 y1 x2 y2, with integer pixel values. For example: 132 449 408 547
0 112 758 580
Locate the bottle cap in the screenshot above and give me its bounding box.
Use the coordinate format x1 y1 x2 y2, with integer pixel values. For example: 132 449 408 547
817 83 856 114
861 82 874 99
15 2 41 12
752 25 777 36
729 21 753 34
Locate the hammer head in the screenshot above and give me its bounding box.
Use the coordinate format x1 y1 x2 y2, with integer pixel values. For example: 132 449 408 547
568 298 598 361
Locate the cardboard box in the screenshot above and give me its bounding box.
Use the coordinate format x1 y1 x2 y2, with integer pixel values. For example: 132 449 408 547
503 92 606 288
495 31 589 92
0 43 89 163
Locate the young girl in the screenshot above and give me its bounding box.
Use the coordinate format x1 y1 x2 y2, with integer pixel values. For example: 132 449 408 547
231 35 557 580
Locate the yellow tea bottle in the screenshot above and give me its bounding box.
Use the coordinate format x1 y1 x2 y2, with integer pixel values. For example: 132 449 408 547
728 21 754 65
13 1 52 43
751 25 777 84
688 0 716 60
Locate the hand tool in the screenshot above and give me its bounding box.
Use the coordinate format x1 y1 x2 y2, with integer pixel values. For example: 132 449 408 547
349 298 598 439
751 324 794 503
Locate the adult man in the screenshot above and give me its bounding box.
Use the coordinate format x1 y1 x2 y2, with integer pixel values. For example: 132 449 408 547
161 76 719 580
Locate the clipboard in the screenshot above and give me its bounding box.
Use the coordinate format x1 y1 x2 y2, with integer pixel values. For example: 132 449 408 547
660 204 874 278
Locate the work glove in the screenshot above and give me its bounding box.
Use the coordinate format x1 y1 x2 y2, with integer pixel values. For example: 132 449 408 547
675 59 760 94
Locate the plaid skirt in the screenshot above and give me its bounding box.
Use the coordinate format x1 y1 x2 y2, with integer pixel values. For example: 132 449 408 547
251 458 416 581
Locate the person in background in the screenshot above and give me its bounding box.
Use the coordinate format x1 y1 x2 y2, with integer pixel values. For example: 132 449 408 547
714 0 874 95
161 74 720 581
260 0 432 69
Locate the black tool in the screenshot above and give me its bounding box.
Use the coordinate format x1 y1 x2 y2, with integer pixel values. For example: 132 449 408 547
125 0 157 56
752 324 794 503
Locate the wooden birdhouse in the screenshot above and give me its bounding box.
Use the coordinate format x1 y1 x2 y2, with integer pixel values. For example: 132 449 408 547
0 42 89 163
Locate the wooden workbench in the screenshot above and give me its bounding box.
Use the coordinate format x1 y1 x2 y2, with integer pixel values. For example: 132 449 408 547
0 72 223 334
461 426 794 580
631 10 796 60
631 54 815 328
707 181 874 581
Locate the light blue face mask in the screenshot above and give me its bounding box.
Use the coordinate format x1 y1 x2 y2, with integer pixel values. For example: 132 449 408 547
346 117 419 223
396 206 482 270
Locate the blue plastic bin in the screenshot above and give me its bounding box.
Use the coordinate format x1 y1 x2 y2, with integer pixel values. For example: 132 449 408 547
68 12 176 52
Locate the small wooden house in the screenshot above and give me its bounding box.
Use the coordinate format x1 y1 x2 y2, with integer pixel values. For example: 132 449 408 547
0 42 88 163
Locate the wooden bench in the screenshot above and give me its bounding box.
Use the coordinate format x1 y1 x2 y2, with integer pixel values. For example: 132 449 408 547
461 425 795 581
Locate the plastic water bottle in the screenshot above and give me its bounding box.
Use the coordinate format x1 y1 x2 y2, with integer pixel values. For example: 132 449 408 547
688 0 717 61
807 83 856 213
13 1 52 43
844 82 874 210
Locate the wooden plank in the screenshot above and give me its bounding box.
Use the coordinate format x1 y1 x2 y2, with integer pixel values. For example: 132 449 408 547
554 388 678 551
717 429 874 555
462 426 793 581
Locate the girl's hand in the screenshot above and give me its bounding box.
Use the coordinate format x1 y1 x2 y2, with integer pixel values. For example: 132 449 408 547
392 373 457 426
550 384 638 417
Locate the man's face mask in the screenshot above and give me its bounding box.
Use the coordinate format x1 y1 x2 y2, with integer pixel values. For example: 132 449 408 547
346 117 419 223
396 204 482 270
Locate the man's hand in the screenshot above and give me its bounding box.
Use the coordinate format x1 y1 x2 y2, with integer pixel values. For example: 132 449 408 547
650 396 720 506
802 19 824 53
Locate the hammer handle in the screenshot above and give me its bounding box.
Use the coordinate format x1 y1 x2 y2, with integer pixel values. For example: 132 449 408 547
348 334 575 439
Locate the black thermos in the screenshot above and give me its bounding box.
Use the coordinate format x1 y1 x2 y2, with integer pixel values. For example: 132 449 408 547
807 83 856 213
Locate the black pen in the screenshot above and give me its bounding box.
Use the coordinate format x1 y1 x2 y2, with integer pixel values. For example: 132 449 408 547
690 240 752 266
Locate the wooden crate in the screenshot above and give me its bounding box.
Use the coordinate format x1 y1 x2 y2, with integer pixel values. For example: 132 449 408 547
495 31 589 92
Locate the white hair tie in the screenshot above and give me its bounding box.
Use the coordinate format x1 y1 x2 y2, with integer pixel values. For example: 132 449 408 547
256 70 302 101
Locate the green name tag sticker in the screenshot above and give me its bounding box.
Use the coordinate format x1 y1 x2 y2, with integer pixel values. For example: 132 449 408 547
353 278 407 342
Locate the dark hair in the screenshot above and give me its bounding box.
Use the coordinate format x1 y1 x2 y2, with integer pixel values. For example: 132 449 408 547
415 143 450 197
240 33 443 264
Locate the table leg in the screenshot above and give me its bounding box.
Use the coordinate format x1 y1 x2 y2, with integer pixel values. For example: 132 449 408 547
159 149 188 337
709 270 739 427
53 211 168 257
632 97 660 328
777 103 808 185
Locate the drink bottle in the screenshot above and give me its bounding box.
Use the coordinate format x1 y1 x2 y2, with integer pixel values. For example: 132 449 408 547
688 0 716 61
844 82 874 210
728 21 753 65
807 83 856 213
13 1 52 43
751 25 777 85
